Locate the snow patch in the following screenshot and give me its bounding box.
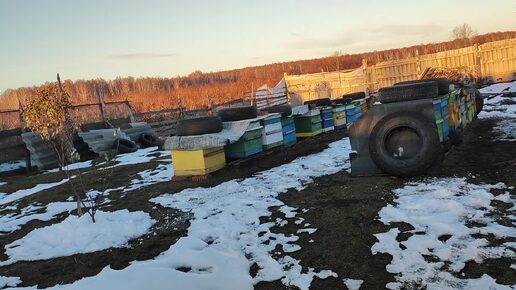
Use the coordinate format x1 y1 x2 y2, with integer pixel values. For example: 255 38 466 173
1 210 155 264
124 163 172 192
12 138 351 290
45 160 93 173
0 160 25 173
372 178 516 290
343 278 364 290
0 178 69 206
493 119 516 141
0 201 76 232
112 147 169 168
479 81 516 95
0 276 21 288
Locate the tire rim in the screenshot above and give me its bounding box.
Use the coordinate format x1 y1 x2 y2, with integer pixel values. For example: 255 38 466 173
384 126 422 159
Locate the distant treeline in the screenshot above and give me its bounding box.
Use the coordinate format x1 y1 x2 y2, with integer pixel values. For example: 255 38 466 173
1 31 515 113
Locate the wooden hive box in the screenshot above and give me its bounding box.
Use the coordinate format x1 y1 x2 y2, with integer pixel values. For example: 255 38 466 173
281 116 297 147
172 147 226 176
294 109 322 138
225 126 264 159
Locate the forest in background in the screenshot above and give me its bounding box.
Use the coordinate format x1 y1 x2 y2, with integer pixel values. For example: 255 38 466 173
1 31 515 113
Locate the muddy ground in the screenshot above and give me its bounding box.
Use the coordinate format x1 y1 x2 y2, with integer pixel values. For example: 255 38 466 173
0 118 514 289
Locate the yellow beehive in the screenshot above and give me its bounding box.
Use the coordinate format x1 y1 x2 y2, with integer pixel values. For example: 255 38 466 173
172 147 226 176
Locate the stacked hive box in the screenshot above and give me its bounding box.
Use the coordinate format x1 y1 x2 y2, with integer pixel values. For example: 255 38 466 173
295 109 322 138
172 147 226 176
333 105 346 130
320 107 335 132
345 103 362 126
433 97 450 142
261 114 283 150
447 91 461 131
281 116 297 147
224 124 264 159
460 93 474 127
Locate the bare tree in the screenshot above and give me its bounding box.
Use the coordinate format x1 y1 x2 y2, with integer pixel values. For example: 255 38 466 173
451 24 478 40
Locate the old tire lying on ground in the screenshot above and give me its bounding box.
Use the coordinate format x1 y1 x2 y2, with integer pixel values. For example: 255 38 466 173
395 78 450 96
378 82 438 104
261 104 292 116
139 133 160 148
369 112 442 177
342 92 366 100
217 105 258 122
333 98 352 105
115 138 138 154
304 98 332 107
176 116 223 136
449 129 463 145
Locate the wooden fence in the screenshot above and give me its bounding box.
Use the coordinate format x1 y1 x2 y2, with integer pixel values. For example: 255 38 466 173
285 38 516 103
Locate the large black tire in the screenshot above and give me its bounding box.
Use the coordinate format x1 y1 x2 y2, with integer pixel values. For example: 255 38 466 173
333 98 352 105
378 82 438 104
176 116 223 136
369 112 442 177
115 138 138 154
138 133 160 148
449 129 463 145
395 78 450 95
304 98 332 107
217 105 258 122
261 104 292 117
342 92 366 100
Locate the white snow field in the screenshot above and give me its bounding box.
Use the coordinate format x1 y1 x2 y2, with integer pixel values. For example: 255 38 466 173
3 138 352 290
372 178 516 290
1 210 155 265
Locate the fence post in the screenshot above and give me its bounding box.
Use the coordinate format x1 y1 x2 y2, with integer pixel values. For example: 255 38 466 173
416 49 421 77
474 44 482 81
125 101 136 123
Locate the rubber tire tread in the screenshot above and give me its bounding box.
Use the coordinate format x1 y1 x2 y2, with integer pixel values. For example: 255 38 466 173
342 92 366 100
261 104 292 117
379 82 438 104
115 138 138 154
176 116 223 136
217 106 258 122
369 112 442 177
304 98 332 107
395 78 450 95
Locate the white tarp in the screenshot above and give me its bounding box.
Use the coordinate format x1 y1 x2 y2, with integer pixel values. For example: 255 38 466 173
164 114 281 150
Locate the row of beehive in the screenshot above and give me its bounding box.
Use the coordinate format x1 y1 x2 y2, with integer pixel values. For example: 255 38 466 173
172 98 372 177
432 88 477 142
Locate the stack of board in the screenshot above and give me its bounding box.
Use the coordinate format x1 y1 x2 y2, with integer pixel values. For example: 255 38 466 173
295 109 323 138
320 107 335 132
281 116 297 147
333 105 346 130
172 147 226 176
261 114 283 150
224 123 264 159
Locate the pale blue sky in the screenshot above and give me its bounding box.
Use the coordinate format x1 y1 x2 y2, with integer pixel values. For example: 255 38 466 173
0 0 515 92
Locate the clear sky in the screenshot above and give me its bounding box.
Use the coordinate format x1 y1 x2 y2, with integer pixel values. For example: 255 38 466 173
0 0 515 93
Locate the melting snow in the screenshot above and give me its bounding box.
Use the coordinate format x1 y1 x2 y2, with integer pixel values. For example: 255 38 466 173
0 178 70 206
0 201 76 233
0 276 21 288
343 278 364 290
1 210 155 265
372 178 516 290
124 163 173 192
113 147 170 168
0 160 25 173
493 119 516 141
479 81 516 95
6 138 351 290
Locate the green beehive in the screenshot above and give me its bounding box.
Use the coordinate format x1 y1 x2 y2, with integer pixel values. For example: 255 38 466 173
295 110 322 138
225 126 264 159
